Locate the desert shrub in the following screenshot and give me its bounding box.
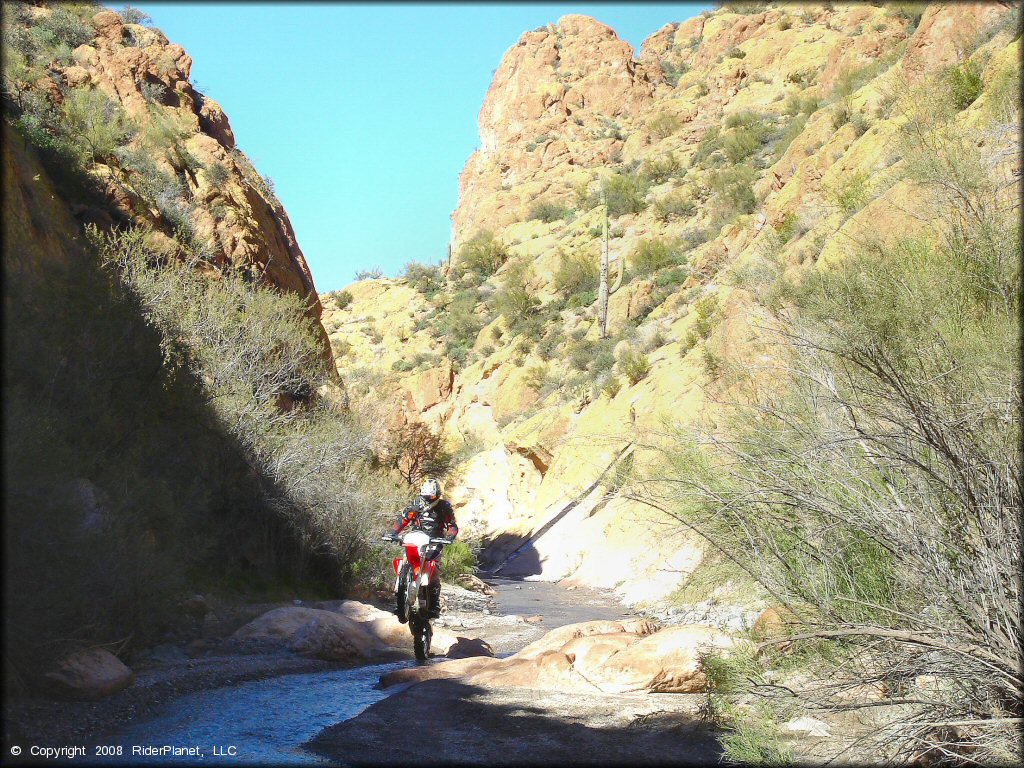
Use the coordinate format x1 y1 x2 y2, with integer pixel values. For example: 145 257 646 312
491 263 540 328
118 5 152 25
647 112 681 139
886 2 926 29
402 261 444 298
653 189 695 222
433 289 484 361
639 152 683 185
692 126 722 167
617 348 651 384
850 111 870 136
945 59 983 110
528 198 571 223
139 80 167 105
553 247 598 300
440 539 476 580
524 364 548 392
784 92 819 117
827 169 871 218
205 159 230 188
725 47 746 59
354 267 383 280
655 267 689 288
771 113 808 161
331 290 354 309
457 230 508 278
695 82 710 97
39 7 94 49
831 99 851 129
602 376 622 398
660 60 690 87
61 87 135 165
777 14 792 30
602 172 649 217
709 165 757 222
631 237 684 277
722 125 763 163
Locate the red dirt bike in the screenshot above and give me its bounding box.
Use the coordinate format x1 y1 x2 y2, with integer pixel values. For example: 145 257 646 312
383 530 452 661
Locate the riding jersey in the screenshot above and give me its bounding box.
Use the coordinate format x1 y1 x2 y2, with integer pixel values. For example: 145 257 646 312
392 495 459 539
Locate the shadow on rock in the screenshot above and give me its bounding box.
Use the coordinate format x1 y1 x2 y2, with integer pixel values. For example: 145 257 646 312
306 678 722 766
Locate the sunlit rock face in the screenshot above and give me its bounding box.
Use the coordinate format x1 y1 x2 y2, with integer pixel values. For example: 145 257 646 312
324 3 1020 607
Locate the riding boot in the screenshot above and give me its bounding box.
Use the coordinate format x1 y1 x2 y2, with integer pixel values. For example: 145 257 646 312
428 583 441 618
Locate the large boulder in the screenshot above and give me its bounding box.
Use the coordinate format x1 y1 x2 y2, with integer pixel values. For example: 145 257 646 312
589 625 734 693
379 656 499 688
233 607 376 659
512 618 660 660
466 649 590 693
560 632 643 676
289 615 373 662
44 648 135 700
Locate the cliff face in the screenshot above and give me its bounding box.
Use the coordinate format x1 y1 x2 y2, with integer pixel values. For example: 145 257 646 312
4 4 331 359
326 2 1019 606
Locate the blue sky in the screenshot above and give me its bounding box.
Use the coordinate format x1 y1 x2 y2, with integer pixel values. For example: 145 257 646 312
115 3 709 292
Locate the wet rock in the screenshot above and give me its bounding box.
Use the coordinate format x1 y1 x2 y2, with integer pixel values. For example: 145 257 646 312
44 649 135 701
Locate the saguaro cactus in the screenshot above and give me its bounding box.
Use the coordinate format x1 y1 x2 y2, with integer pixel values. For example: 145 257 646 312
596 187 624 339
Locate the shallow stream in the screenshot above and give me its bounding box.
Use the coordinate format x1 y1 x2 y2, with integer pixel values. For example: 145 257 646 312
90 661 410 765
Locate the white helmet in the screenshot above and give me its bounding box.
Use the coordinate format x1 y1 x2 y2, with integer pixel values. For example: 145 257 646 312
420 478 441 501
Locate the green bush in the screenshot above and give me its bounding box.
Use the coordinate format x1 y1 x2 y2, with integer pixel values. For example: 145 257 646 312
655 267 690 288
331 290 354 309
722 126 763 163
709 165 758 222
39 7 94 49
554 247 598 299
660 60 690 87
528 199 571 223
647 112 681 139
692 126 722 167
457 230 508 278
726 47 746 59
618 348 651 384
603 172 649 217
402 261 444 298
653 189 695 223
440 539 476 580
205 160 230 188
639 152 683 184
945 59 983 110
631 237 684 276
827 169 871 218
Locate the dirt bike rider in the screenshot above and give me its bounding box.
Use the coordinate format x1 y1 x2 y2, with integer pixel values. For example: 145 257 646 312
390 477 458 620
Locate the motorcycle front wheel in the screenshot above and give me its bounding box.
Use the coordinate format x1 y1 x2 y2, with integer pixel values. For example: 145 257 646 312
413 619 432 661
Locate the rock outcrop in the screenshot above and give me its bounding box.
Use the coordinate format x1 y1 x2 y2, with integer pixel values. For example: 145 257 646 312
378 618 735 696
5 5 333 363
323 3 1020 612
